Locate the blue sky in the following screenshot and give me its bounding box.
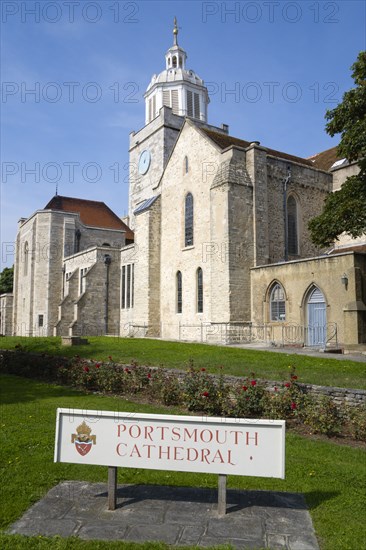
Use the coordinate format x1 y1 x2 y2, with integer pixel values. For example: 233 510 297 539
1 0 365 268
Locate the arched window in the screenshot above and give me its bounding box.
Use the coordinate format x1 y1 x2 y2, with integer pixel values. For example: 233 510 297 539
23 242 29 276
184 156 189 174
270 283 286 321
176 271 182 313
197 267 203 313
185 193 193 247
172 56 177 68
287 196 298 255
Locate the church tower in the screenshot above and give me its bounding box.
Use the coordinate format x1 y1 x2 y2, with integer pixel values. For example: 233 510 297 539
128 18 210 226
144 17 209 124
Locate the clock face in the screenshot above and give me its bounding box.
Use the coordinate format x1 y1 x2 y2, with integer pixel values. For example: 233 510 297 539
138 150 151 175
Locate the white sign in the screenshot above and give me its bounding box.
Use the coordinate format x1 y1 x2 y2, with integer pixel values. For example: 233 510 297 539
54 409 285 478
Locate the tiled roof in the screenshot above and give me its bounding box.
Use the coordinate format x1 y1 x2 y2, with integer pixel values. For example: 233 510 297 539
201 129 314 167
44 195 134 241
307 146 341 171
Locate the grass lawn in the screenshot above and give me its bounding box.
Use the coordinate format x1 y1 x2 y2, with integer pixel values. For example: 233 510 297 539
1 336 365 389
1 374 365 550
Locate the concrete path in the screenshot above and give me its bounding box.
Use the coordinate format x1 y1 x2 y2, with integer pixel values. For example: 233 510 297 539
9 481 319 549
229 343 366 362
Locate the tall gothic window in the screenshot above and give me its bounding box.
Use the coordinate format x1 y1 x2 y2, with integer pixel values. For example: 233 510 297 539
176 271 182 313
185 193 193 247
270 283 286 321
197 267 203 313
287 195 298 255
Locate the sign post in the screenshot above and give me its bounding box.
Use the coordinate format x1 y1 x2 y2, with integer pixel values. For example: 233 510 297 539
55 409 285 515
108 466 117 510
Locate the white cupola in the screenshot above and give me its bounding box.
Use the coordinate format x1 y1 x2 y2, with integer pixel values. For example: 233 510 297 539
144 18 210 125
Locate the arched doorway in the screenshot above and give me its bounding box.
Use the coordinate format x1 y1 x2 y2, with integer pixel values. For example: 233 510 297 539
307 287 326 346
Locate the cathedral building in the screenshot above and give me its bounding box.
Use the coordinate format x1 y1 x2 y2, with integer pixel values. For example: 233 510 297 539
3 21 365 349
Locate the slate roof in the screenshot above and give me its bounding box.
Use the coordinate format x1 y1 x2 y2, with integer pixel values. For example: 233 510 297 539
134 195 160 215
201 129 314 167
44 195 134 241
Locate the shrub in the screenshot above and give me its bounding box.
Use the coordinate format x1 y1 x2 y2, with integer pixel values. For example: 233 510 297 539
346 404 366 442
304 395 344 436
231 377 266 418
262 380 310 421
146 368 182 406
182 364 228 415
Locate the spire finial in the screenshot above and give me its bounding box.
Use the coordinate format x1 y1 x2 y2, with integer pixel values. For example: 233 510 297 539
173 16 178 45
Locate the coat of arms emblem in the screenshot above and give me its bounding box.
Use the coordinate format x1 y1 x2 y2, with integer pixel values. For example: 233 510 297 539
71 421 96 456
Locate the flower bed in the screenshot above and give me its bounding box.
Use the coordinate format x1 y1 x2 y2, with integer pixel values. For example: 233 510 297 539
1 347 365 442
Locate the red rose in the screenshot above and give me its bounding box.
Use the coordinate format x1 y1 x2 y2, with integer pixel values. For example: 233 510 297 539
284 382 291 388
125 368 131 374
291 402 297 410
274 386 278 392
147 373 152 379
251 380 257 386
202 391 209 397
201 368 206 372
84 366 89 373
291 375 298 380
95 363 101 369
242 386 248 391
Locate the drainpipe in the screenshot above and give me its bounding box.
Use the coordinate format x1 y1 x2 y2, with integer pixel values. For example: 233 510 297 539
104 254 112 334
283 166 291 262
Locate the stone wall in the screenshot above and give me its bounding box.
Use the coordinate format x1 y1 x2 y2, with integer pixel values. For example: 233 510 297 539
266 157 331 264
13 209 126 337
159 121 222 340
0 294 13 335
251 251 366 346
56 247 121 336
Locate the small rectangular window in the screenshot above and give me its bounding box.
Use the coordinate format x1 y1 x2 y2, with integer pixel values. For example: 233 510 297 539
38 315 44 327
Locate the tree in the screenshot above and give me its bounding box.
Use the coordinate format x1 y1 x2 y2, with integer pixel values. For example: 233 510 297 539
309 51 366 247
0 266 14 294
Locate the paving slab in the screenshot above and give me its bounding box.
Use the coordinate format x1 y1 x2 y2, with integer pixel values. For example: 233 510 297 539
8 481 320 549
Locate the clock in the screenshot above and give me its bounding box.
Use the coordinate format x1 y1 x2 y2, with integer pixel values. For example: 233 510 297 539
138 149 151 175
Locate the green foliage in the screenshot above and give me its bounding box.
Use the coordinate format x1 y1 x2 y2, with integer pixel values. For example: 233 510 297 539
325 51 366 164
304 395 344 436
232 376 266 418
0 265 14 294
309 51 366 247
182 362 229 415
346 404 366 441
309 174 366 247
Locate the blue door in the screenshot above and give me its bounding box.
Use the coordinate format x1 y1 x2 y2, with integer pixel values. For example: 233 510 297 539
307 288 326 346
